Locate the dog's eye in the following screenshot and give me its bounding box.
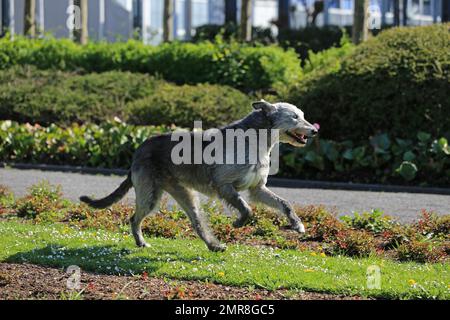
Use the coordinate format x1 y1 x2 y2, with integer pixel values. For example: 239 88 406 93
292 114 299 119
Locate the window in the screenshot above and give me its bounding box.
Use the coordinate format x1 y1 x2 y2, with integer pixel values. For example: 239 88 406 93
422 0 431 15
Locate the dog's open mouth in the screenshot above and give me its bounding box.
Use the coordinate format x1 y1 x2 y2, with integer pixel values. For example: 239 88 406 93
286 130 308 145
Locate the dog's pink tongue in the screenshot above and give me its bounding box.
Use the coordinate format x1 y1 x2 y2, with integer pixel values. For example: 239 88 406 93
313 123 320 131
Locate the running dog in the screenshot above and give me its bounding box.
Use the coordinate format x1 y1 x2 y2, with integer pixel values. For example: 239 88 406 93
80 100 318 252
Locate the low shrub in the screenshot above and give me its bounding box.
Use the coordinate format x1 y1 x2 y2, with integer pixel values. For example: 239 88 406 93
142 213 189 239
0 36 301 91
330 229 377 257
309 215 346 241
0 66 251 127
15 181 66 221
209 213 253 242
414 210 450 239
397 239 447 263
285 24 450 142
252 217 280 238
293 205 348 240
252 205 287 227
27 180 62 201
67 203 133 231
380 224 413 249
340 209 394 234
66 204 91 222
0 185 14 213
294 205 335 225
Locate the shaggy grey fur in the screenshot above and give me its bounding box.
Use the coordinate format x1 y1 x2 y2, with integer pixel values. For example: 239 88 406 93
80 100 318 252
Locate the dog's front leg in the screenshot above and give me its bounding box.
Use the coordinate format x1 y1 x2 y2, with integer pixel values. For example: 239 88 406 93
217 184 253 228
250 186 305 234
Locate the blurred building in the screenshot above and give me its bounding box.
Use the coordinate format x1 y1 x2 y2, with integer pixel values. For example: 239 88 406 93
0 0 446 44
290 0 444 28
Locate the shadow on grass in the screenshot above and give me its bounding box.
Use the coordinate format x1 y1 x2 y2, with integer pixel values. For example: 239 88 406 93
4 242 222 276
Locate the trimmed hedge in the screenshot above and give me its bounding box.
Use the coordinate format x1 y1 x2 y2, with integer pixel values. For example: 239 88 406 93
0 66 159 125
0 66 251 128
285 24 450 142
1 121 448 186
127 83 252 128
0 36 301 91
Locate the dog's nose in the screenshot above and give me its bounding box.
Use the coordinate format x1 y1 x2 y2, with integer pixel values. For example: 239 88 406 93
311 129 318 136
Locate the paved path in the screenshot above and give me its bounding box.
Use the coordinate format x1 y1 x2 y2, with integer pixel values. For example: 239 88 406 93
1 168 449 223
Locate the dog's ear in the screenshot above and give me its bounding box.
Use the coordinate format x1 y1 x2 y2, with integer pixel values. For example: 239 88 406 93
252 99 276 113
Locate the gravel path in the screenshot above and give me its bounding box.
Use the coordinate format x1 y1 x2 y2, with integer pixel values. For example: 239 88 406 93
1 168 449 223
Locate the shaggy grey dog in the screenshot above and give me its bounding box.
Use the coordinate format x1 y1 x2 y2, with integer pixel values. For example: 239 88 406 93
80 100 318 252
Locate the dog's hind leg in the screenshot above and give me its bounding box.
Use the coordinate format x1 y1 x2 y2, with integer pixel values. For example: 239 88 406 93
217 184 253 228
130 174 162 248
250 186 305 234
167 185 226 252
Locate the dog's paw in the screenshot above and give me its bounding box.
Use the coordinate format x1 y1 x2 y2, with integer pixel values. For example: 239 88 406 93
137 242 151 248
208 243 227 252
292 223 306 234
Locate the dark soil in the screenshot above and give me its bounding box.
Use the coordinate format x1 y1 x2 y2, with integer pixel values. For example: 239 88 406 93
0 263 368 300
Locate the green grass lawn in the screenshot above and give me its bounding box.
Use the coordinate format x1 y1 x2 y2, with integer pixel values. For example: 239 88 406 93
0 219 448 299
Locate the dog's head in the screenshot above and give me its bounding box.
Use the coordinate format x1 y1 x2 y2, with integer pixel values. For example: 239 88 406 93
253 100 319 147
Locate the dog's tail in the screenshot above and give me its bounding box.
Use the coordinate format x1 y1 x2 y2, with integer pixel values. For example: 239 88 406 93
80 172 132 209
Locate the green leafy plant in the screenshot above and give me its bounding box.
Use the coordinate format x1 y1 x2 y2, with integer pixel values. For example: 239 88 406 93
281 132 449 185
0 120 172 169
341 210 394 234
396 161 418 181
252 217 280 238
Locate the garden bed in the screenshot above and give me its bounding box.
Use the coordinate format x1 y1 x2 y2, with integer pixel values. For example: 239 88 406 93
0 263 365 300
0 182 448 299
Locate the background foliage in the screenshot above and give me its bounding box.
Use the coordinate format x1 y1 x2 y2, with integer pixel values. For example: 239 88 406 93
284 23 450 142
0 66 251 128
0 24 449 186
0 36 301 91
